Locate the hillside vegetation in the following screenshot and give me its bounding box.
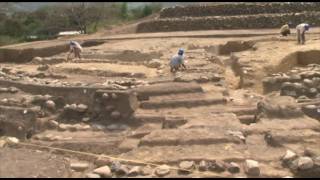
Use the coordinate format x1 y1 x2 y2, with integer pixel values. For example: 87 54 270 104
0 2 162 46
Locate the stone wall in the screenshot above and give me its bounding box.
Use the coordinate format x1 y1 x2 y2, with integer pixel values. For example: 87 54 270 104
0 79 139 118
137 12 320 33
0 39 102 63
159 2 320 18
0 105 37 139
0 43 69 63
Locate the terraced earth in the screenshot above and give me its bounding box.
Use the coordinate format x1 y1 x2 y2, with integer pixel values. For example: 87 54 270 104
1 3 320 178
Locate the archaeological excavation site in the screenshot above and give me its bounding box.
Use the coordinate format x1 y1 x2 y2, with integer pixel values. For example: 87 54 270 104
1 2 320 178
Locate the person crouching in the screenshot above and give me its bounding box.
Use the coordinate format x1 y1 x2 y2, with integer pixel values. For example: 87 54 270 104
67 41 83 61
170 48 186 73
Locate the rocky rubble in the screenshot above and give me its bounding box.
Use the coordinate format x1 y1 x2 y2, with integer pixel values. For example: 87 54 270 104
281 149 320 176
102 79 149 90
263 65 320 96
262 65 320 119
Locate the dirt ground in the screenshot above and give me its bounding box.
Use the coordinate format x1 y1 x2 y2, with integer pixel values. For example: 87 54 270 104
0 25 320 178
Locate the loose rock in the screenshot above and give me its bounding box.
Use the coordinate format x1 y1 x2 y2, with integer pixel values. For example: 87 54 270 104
95 155 111 167
314 156 320 167
244 160 260 176
110 161 122 173
154 165 171 177
282 150 298 163
8 87 18 93
128 166 141 177
115 165 130 176
141 166 153 176
48 120 59 129
70 162 89 171
0 139 6 148
198 160 208 171
110 111 121 120
288 159 299 171
111 93 118 99
86 173 101 178
208 160 226 172
6 137 19 145
32 56 43 62
226 162 240 174
37 64 49 71
179 161 195 173
304 148 318 158
102 93 109 100
58 124 68 131
93 166 112 178
82 117 90 122
297 156 314 170
76 104 88 113
45 100 56 110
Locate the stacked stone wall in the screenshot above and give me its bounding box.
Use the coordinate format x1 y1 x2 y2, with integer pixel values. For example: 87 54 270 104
159 3 320 18
137 12 320 33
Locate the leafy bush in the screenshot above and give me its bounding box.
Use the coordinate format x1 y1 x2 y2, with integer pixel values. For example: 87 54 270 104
130 3 162 19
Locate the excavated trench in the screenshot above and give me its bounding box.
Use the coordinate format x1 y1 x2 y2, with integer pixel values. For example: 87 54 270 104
0 40 106 63
2 37 320 178
262 50 320 120
81 50 163 64
205 40 255 56
276 50 320 73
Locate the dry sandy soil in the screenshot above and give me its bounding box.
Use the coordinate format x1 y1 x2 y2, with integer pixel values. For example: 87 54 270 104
0 26 320 178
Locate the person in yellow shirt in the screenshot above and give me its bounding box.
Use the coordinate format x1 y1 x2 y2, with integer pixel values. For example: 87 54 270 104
280 23 291 37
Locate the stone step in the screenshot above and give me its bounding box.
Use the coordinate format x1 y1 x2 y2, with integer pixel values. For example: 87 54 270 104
30 130 126 155
230 107 257 116
140 97 227 109
127 123 163 139
135 105 257 117
120 144 247 164
238 115 257 125
134 82 203 100
267 129 320 145
139 129 243 147
132 113 165 124
147 92 208 101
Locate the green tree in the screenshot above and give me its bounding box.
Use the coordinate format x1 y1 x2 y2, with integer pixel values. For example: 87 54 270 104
142 5 152 17
120 2 128 20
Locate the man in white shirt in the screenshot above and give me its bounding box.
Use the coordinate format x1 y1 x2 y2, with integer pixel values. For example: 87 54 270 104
296 23 310 45
169 48 187 73
67 41 83 60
